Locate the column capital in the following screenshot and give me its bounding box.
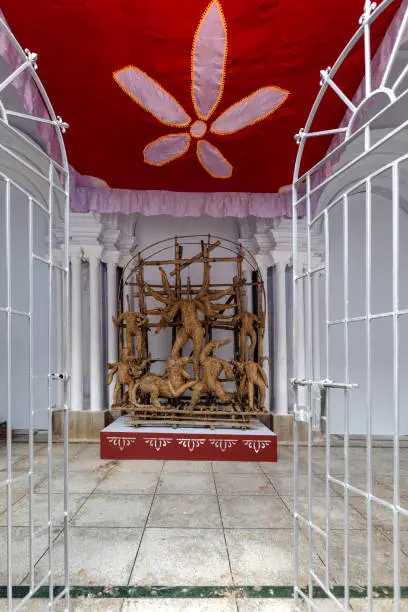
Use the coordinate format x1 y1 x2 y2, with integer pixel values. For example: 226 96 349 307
69 245 83 259
70 212 103 248
83 245 104 261
103 249 121 266
272 250 292 267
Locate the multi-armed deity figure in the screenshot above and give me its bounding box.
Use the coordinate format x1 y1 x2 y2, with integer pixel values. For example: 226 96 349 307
144 250 234 378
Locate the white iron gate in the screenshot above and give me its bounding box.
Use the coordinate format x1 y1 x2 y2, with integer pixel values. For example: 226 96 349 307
0 15 70 611
292 0 408 609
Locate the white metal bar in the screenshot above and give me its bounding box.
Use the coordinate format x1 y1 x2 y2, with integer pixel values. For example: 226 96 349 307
392 160 400 610
365 177 373 611
6 109 69 131
381 4 408 87
310 571 345 610
28 195 35 590
306 173 314 608
293 0 394 182
320 70 356 112
12 571 52 611
343 193 350 609
62 180 70 611
0 307 30 318
33 254 51 266
292 181 301 609
47 159 54 606
393 62 408 93
362 0 372 97
295 511 328 539
0 59 34 95
324 208 331 592
298 117 408 213
5 179 12 612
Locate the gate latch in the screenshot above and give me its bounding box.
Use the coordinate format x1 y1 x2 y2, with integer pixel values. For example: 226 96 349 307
292 378 358 430
50 372 68 381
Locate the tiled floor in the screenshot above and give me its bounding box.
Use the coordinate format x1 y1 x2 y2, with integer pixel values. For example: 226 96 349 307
0 441 407 610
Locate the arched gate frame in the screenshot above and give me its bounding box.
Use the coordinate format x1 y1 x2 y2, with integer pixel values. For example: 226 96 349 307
292 0 408 609
0 15 70 611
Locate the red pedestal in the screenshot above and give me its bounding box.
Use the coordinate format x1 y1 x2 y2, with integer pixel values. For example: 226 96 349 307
100 417 277 462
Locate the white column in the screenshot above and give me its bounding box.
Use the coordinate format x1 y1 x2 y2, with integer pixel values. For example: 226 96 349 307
70 249 83 411
86 247 104 411
272 254 290 415
254 241 274 412
105 252 120 407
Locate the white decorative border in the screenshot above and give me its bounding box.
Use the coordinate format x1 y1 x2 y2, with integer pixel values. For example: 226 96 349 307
243 440 271 455
209 439 237 453
144 438 173 452
107 436 136 452
176 438 205 452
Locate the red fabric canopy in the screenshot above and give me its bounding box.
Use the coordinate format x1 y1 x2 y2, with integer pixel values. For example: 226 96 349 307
1 0 399 194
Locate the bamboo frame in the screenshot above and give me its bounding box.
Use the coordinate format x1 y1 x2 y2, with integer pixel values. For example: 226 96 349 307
110 235 268 427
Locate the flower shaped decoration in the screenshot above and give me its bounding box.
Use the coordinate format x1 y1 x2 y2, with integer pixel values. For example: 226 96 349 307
114 0 289 179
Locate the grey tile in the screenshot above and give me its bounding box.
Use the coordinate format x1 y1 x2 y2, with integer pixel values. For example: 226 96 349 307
122 599 237 611
147 494 222 528
237 600 296 611
219 496 291 529
157 472 216 495
267 473 326 497
225 528 322 586
71 601 125 611
72 494 153 527
163 460 212 473
112 460 164 473
130 528 232 585
282 496 366 530
212 462 262 474
260 458 307 475
67 455 119 473
317 528 408 585
0 493 86 527
95 470 159 495
214 473 276 496
0 526 53 584
35 470 106 494
33 527 142 585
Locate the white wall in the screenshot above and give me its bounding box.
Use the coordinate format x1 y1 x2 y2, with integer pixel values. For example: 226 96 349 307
321 182 408 435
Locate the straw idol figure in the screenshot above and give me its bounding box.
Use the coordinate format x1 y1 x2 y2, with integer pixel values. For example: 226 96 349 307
233 360 268 411
112 295 148 360
189 339 235 409
144 265 232 379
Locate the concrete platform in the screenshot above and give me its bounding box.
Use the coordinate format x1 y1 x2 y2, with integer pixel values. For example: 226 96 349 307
100 417 278 461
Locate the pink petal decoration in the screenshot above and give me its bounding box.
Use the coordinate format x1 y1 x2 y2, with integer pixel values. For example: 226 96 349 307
211 86 289 134
192 0 227 121
196 139 232 179
114 67 191 127
143 133 191 166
